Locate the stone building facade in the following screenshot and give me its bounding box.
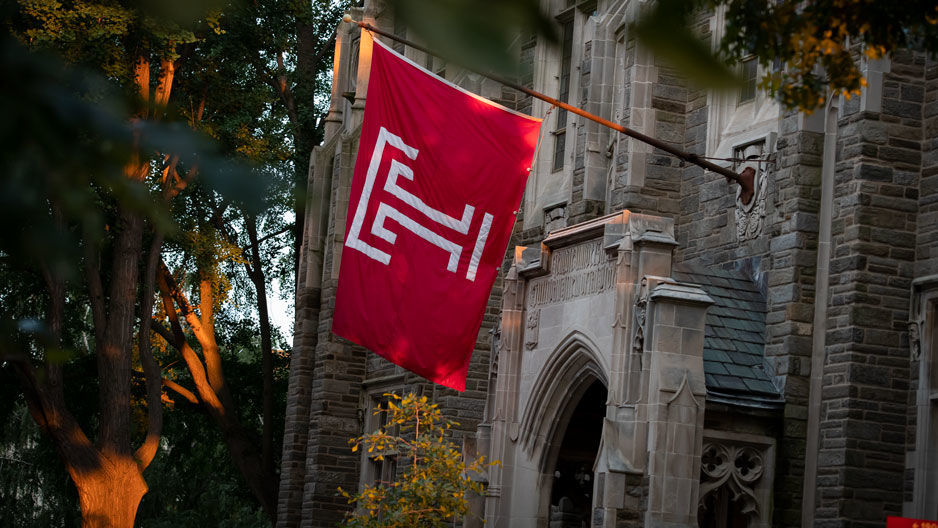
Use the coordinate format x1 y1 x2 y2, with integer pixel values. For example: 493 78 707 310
277 1 938 527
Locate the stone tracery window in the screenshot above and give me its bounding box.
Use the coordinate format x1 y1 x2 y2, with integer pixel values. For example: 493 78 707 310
698 443 763 528
698 436 774 528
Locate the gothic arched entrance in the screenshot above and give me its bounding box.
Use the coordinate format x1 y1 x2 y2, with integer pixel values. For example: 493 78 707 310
546 380 607 528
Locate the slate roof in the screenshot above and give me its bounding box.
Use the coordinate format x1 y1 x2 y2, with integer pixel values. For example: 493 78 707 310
672 263 784 410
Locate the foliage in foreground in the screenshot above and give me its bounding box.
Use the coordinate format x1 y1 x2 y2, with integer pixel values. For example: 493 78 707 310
633 0 938 112
392 0 938 113
339 393 494 528
1 0 340 522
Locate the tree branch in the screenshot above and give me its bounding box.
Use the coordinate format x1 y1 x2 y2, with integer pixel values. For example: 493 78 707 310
196 275 236 407
134 231 165 470
131 369 199 406
19 203 101 477
156 275 225 414
254 224 292 247
157 260 206 339
309 27 338 70
158 260 234 414
10 359 100 477
208 201 257 278
133 57 150 119
82 228 106 348
161 377 199 405
150 320 179 349
260 52 302 136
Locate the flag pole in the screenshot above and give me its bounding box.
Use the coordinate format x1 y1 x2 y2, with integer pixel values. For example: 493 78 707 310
343 16 751 194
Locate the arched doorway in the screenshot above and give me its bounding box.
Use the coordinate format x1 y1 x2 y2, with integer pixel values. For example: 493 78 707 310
547 380 607 528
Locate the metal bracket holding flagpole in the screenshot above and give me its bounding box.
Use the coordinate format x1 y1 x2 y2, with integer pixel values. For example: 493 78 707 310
343 15 754 200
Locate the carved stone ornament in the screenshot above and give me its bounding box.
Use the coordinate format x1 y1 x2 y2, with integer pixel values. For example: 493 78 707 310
632 278 649 355
909 321 921 361
524 309 540 350
489 326 501 378
699 442 765 517
735 162 768 241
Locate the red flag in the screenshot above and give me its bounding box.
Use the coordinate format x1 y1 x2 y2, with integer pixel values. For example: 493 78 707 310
332 37 541 391
887 517 938 528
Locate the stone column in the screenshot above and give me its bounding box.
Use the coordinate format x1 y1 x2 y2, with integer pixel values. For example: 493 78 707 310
641 283 713 527
483 248 529 528
297 131 368 528
276 148 326 526
322 13 352 140
597 214 702 528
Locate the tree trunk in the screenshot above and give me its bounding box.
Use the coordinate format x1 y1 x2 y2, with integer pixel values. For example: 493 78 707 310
246 216 275 476
72 455 148 528
97 205 143 457
290 17 320 280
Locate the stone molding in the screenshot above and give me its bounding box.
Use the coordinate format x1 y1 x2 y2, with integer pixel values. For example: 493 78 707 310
517 331 608 459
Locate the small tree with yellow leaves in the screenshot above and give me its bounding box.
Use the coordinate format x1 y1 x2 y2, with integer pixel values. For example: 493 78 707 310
339 393 493 528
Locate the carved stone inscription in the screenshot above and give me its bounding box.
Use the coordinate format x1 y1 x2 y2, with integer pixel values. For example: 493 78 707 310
526 239 615 309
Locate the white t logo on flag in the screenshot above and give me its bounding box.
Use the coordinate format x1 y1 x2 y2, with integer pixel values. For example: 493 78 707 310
345 126 494 281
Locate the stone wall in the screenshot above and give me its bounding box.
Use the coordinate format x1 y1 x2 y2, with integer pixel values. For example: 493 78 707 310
764 114 823 527
609 61 688 219
277 283 320 525
815 49 924 526
917 52 938 278
676 110 823 526
568 23 611 224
